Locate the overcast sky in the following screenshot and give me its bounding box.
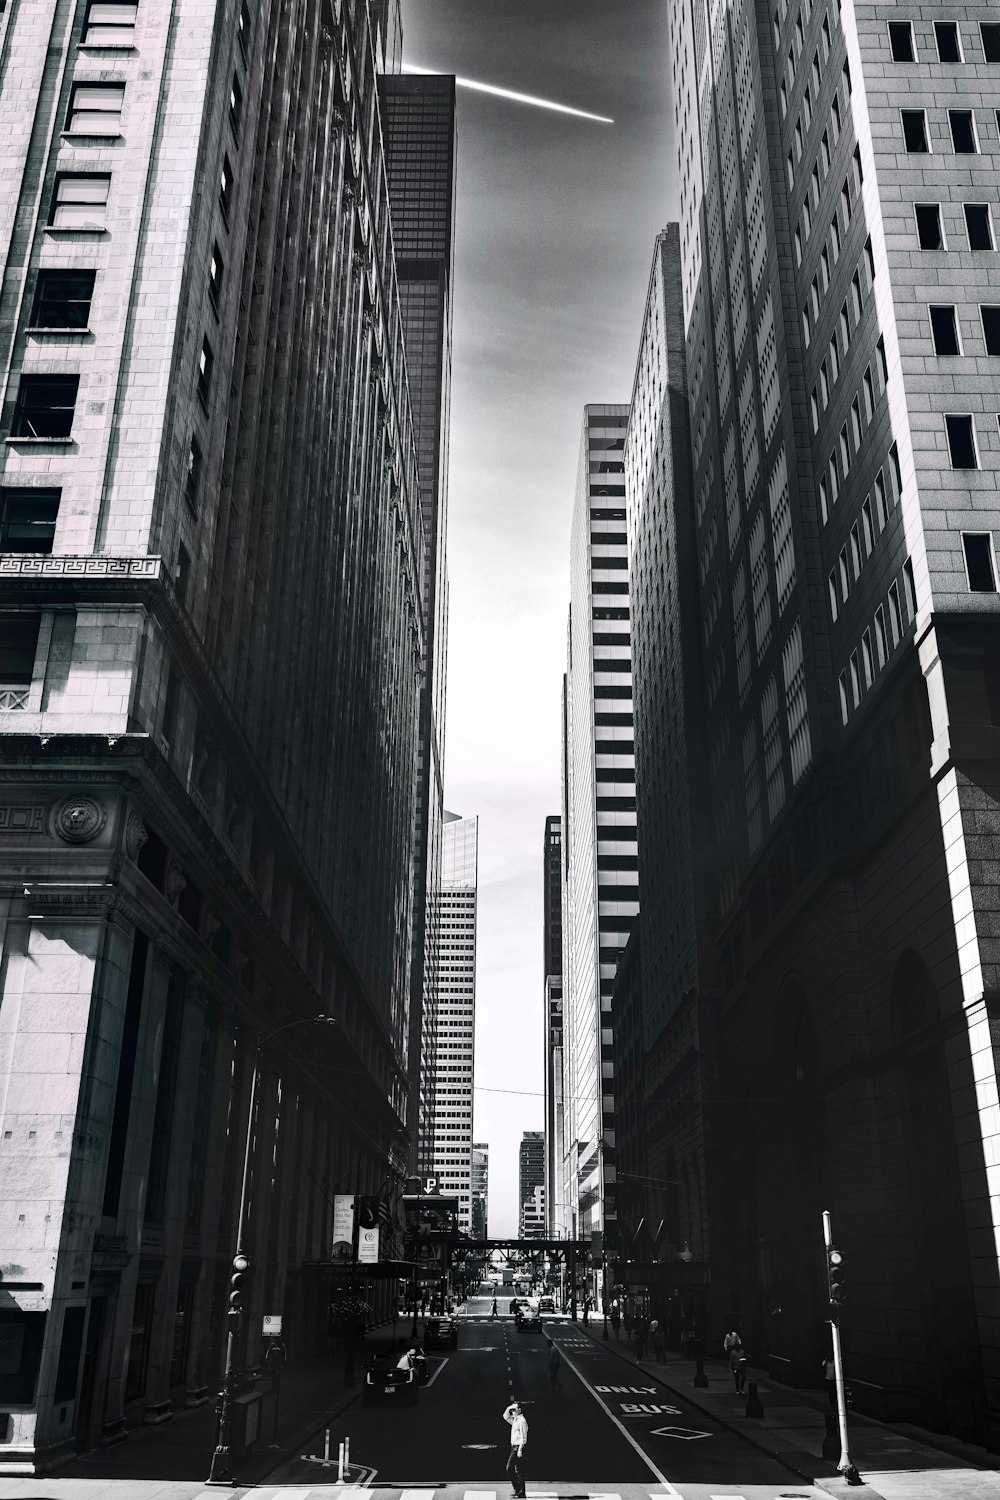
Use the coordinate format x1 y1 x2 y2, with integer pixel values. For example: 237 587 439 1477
402 0 678 1236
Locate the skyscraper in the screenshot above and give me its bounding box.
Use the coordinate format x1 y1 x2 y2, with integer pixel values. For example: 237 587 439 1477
379 74 457 1178
426 812 478 1230
616 226 714 1323
657 0 1000 1444
0 0 423 1468
472 1142 489 1240
542 815 565 1236
561 405 637 1288
518 1131 545 1240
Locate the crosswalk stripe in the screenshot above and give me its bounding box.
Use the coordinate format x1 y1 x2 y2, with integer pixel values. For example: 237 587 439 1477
460 1492 497 1500
709 1494 747 1498
269 1491 314 1500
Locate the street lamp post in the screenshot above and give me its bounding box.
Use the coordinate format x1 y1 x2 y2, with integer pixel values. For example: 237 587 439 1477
207 1014 335 1485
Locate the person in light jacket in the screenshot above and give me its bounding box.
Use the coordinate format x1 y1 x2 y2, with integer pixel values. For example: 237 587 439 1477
502 1399 528 1498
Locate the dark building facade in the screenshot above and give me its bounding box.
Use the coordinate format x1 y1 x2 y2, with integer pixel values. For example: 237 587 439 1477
518 1130 545 1240
379 74 456 1179
542 815 564 1236
624 0 1000 1449
0 0 425 1471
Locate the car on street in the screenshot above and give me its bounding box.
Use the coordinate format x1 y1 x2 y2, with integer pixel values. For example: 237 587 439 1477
515 1305 543 1333
424 1316 459 1349
538 1295 555 1312
363 1347 425 1404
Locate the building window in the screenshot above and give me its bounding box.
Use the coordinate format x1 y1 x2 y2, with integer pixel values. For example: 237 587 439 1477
851 270 863 321
828 569 839 620
963 533 998 591
839 422 850 474
810 391 820 433
851 397 863 450
197 337 213 407
982 306 1000 354
862 495 875 552
935 20 962 61
874 606 888 666
930 304 961 355
838 546 850 600
946 414 978 469
875 469 888 527
876 336 888 386
820 364 829 407
29 269 95 329
982 22 1000 62
915 203 944 250
11 375 79 439
838 670 849 724
50 173 110 229
850 650 861 707
818 473 829 522
965 203 995 251
949 109 978 153
66 82 124 134
863 366 875 419
821 246 830 292
828 452 840 505
888 581 903 643
0 489 59 553
902 110 929 152
0 613 41 705
185 435 202 512
83 1 138 44
208 241 224 307
238 0 252 60
219 154 234 221
889 20 915 60
889 440 902 499
229 74 243 136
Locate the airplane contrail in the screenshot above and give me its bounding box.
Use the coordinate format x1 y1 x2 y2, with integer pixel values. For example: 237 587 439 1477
402 62 614 124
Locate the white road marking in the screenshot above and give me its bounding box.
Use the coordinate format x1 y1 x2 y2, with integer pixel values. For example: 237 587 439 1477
270 1490 314 1500
425 1356 449 1387
553 1344 680 1493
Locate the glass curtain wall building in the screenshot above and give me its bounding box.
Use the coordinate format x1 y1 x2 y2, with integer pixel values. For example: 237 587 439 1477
542 815 565 1236
379 74 457 1178
561 406 637 1293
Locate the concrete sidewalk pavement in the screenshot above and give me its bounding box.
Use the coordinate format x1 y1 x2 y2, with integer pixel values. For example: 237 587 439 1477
0 1320 413 1500
574 1320 1000 1500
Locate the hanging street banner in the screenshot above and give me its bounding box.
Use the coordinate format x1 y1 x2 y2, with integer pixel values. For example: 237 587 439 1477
357 1225 380 1264
332 1195 355 1261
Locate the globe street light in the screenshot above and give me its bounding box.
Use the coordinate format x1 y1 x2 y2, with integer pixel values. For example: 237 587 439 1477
207 1013 336 1485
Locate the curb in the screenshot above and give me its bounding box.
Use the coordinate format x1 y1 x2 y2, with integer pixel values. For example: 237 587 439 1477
567 1321 828 1489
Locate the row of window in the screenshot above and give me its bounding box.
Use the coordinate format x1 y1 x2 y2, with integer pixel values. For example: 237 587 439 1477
900 106 1000 156
928 303 1000 356
915 200 996 252
838 563 917 725
827 446 901 619
789 63 856 269
888 18 1000 66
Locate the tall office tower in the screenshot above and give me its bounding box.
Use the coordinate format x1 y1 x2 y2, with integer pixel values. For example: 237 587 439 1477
664 0 1000 1445
521 1184 546 1241
518 1131 545 1239
427 813 478 1230
542 815 565 1236
561 405 637 1287
380 75 457 1175
471 1143 489 1240
615 227 715 1321
0 0 423 1470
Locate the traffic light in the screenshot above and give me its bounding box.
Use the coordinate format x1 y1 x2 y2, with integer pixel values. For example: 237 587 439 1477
229 1252 250 1328
827 1246 847 1318
357 1196 380 1230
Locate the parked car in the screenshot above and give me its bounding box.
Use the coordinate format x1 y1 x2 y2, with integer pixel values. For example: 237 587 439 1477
363 1347 424 1404
516 1305 543 1333
538 1295 555 1312
425 1316 459 1350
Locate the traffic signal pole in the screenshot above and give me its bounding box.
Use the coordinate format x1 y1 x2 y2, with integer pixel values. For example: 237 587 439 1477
822 1209 861 1486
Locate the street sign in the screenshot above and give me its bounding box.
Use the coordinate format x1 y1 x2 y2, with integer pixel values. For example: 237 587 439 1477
262 1314 283 1337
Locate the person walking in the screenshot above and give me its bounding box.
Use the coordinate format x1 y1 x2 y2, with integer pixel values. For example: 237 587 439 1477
502 1399 528 1498
723 1329 741 1357
546 1337 562 1393
610 1305 621 1341
649 1316 665 1364
732 1344 749 1394
490 1296 499 1320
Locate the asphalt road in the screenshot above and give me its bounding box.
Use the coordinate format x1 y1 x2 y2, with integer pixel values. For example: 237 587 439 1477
269 1296 828 1500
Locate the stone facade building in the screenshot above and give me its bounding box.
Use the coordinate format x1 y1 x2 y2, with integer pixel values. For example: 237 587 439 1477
0 0 426 1471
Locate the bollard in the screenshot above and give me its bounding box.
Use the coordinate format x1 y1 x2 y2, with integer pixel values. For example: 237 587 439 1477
337 1437 344 1481
693 1355 708 1388
745 1379 764 1418
822 1412 840 1461
323 1427 330 1464
345 1435 351 1478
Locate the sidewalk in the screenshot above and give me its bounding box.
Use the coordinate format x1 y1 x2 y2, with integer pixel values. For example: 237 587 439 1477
0 1321 408 1500
576 1321 1000 1500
